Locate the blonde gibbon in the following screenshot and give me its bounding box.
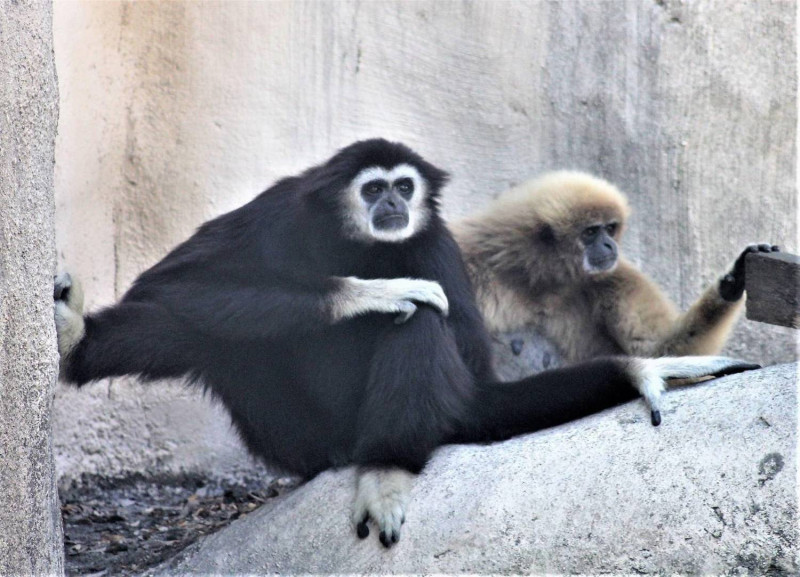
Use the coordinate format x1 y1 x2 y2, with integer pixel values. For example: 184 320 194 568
453 171 777 366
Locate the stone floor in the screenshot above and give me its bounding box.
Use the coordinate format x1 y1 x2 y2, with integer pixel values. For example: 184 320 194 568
60 472 298 575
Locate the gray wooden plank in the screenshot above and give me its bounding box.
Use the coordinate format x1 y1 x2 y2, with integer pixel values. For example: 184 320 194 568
745 252 800 329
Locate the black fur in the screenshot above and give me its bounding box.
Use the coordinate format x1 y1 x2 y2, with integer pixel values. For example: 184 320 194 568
59 139 642 479
536 223 556 245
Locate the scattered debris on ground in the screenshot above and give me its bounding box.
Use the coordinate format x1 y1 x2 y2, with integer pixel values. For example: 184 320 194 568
60 472 299 576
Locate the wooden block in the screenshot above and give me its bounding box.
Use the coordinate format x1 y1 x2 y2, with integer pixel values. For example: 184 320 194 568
745 251 800 329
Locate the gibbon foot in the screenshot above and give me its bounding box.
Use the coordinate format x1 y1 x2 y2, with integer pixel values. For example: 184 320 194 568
54 272 73 302
650 360 760 425
53 271 85 359
633 356 760 427
720 244 780 302
353 469 413 548
54 271 84 315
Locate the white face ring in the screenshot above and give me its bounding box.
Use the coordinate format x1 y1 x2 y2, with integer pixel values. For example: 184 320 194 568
341 164 431 243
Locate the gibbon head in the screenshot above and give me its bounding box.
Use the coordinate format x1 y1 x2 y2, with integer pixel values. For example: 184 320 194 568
475 171 631 281
528 171 630 276
311 139 449 243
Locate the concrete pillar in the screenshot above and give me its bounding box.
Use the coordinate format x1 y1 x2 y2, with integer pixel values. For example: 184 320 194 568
0 1 64 573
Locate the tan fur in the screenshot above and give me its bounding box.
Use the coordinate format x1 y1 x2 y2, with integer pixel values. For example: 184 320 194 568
453 171 742 364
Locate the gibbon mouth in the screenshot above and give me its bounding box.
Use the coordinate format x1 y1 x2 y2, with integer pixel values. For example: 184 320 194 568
590 257 617 272
373 214 409 230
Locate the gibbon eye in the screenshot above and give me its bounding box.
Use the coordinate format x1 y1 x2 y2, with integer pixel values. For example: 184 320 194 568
581 225 600 242
606 222 618 236
394 178 414 198
361 180 386 199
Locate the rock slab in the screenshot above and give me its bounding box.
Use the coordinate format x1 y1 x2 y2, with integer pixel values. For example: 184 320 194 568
161 363 797 575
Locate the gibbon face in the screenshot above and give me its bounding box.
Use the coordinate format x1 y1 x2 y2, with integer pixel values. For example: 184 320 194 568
580 220 620 274
343 164 432 243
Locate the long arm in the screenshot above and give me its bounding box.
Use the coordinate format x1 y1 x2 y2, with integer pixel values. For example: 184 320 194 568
124 272 449 341
141 275 346 341
597 248 774 357
653 284 742 356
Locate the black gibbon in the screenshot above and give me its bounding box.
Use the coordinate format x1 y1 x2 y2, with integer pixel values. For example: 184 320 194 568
54 142 757 548
453 171 779 365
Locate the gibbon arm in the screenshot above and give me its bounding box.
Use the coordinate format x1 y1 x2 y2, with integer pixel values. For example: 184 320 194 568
122 273 448 342
598 258 741 357
654 244 779 354
654 284 743 356
452 355 758 441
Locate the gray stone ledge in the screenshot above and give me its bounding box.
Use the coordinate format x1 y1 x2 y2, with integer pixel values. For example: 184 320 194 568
159 363 798 575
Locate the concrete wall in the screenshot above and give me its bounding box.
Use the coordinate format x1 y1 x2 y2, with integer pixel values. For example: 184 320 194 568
0 1 64 572
53 1 797 481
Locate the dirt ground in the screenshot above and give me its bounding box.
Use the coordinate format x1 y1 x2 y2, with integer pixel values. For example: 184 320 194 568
60 472 299 576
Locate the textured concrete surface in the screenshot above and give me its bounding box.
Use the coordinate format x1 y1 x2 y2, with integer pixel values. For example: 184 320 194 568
0 1 64 573
159 364 798 575
52 1 796 481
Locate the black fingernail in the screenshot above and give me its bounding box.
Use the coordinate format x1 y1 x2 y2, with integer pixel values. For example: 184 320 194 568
651 410 661 426
391 531 399 543
380 530 391 548
357 521 369 539
510 339 524 356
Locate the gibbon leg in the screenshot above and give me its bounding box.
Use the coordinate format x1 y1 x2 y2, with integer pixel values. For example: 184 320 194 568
352 308 474 546
452 356 759 442
55 277 196 385
456 358 641 440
